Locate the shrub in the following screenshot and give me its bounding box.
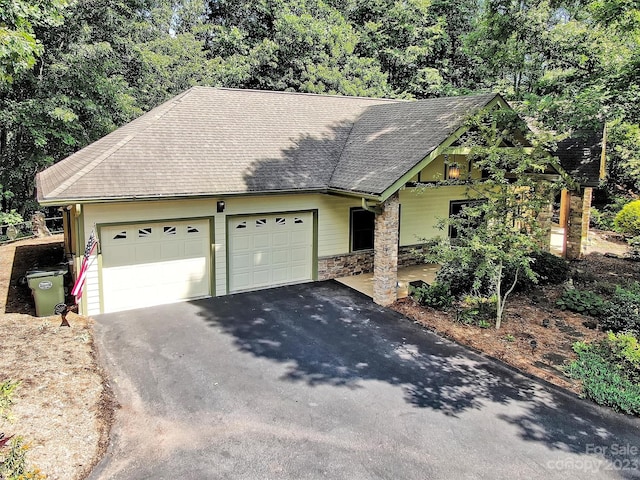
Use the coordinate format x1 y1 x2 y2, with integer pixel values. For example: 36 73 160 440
457 295 497 327
0 437 45 480
628 236 640 260
411 282 452 310
531 251 570 285
614 199 640 237
600 284 640 334
568 333 640 415
0 380 19 421
0 210 23 226
435 257 492 296
556 289 605 316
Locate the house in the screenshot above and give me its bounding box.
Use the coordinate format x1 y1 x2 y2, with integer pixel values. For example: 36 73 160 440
36 87 575 315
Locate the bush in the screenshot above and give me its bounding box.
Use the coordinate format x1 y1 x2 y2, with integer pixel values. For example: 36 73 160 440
556 289 605 316
568 333 640 415
457 295 497 327
411 282 452 310
529 251 570 286
0 210 23 226
629 236 640 260
435 257 491 296
614 199 640 237
0 380 19 421
600 284 640 334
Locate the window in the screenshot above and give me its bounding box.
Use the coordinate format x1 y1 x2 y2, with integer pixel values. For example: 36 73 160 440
449 200 486 239
350 208 375 251
256 218 267 227
163 226 177 235
276 217 286 226
187 225 200 233
138 227 152 238
113 231 127 240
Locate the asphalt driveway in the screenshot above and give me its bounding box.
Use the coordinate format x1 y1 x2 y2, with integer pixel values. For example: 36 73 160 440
89 281 640 479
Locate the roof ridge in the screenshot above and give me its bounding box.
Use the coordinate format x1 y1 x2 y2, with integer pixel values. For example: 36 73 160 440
203 86 404 103
46 89 193 199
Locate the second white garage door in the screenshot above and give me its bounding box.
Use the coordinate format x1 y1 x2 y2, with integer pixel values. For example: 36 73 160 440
228 212 314 292
101 219 211 313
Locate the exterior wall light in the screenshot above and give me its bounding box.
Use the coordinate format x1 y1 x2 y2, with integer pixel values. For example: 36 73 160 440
217 200 225 213
448 165 461 180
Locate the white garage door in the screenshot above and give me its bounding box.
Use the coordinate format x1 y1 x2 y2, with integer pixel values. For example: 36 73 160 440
228 212 313 292
101 219 210 313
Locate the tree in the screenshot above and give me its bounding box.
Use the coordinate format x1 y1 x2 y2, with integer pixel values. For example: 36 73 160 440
0 0 141 214
0 0 69 84
424 108 564 328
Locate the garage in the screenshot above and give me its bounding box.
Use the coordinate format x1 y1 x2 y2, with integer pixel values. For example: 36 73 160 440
228 212 314 292
100 219 211 313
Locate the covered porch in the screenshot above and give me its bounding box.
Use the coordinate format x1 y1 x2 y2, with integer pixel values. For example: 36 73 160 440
336 224 568 302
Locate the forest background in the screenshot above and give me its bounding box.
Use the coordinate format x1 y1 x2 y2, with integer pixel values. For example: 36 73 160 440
1 0 638 217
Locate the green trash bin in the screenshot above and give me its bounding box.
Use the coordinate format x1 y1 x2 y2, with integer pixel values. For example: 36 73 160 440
26 266 68 317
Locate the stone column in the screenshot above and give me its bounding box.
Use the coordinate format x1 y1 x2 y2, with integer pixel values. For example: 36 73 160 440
373 192 399 306
565 188 593 260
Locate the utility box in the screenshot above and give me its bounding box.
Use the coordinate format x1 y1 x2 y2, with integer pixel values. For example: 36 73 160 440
26 267 67 317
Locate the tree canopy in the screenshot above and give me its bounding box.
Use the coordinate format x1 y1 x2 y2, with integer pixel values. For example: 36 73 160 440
0 0 638 214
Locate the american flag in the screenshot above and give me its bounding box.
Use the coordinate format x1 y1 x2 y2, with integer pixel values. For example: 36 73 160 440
71 230 98 302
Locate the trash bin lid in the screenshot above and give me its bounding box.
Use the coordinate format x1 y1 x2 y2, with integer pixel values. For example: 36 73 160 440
26 265 68 278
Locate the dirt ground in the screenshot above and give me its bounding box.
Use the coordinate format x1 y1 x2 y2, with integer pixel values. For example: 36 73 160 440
0 235 113 480
392 229 639 395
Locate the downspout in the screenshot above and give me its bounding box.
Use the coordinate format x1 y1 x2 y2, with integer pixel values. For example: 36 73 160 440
361 197 382 214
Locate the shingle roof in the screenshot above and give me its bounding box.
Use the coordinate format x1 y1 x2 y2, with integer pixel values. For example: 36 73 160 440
330 94 496 193
36 87 498 203
556 130 604 188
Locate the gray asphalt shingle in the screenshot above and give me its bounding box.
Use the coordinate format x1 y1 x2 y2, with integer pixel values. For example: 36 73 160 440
36 87 497 202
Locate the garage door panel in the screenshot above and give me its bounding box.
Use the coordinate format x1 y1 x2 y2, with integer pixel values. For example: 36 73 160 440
253 251 270 267
232 236 252 252
272 267 289 283
102 219 210 313
253 234 271 249
228 212 313 292
272 232 289 247
184 239 207 257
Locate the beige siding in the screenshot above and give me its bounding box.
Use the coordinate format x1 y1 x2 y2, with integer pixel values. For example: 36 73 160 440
78 189 479 313
399 185 471 245
81 194 362 312
417 154 483 182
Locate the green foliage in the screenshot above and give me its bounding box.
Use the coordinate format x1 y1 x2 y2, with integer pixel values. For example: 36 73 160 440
0 0 69 84
600 284 640 335
410 282 452 310
457 295 497 328
434 256 486 296
0 436 45 480
426 107 562 328
614 200 640 237
556 289 606 317
0 0 639 216
529 251 570 286
0 210 23 226
628 236 640 259
0 381 43 478
0 380 19 421
568 333 640 415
